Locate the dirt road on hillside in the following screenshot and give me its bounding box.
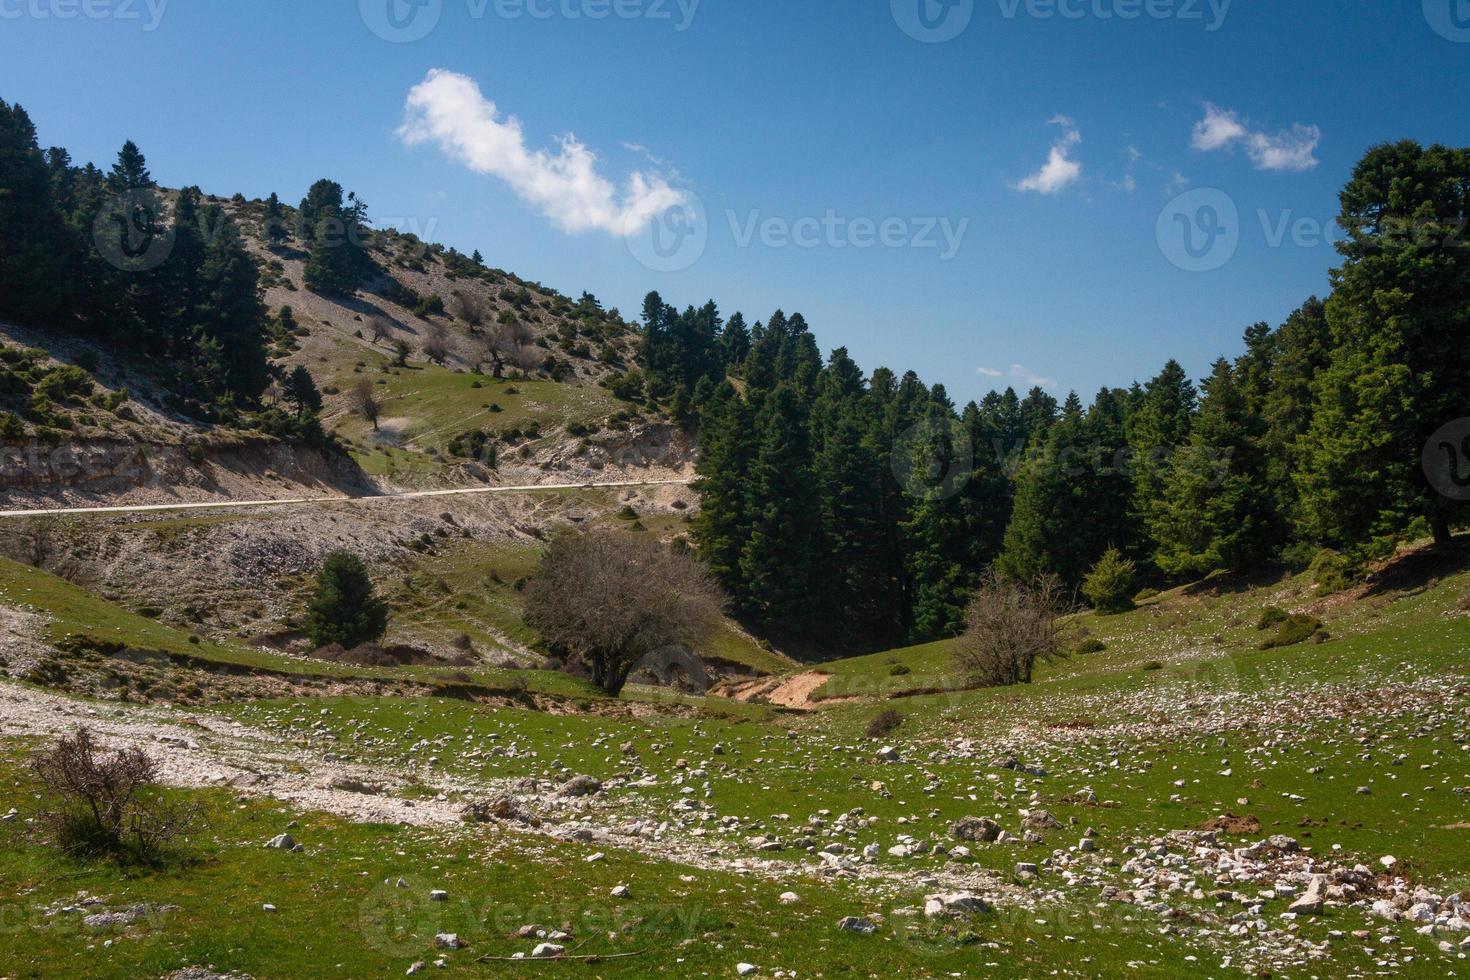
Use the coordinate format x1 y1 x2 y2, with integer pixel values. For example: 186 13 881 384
0 479 692 520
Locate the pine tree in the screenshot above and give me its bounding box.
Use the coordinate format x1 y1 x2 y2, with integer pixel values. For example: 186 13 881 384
305 553 389 649
738 384 823 629
195 209 270 404
261 192 288 246
284 365 322 417
0 101 66 325
1262 298 1331 531
1152 359 1276 577
690 382 755 604
998 394 1099 588
1297 141 1470 552
107 139 153 191
1127 360 1198 559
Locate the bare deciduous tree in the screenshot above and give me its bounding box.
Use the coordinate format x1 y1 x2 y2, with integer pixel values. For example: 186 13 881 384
485 312 533 378
523 530 726 697
424 321 451 366
953 570 1074 688
448 290 488 333
33 729 202 863
350 379 382 431
367 316 393 346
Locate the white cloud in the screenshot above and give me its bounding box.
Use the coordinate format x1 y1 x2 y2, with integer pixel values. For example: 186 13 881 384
1245 127 1321 173
1010 363 1057 388
398 69 686 236
1191 104 1248 152
1190 102 1321 173
977 364 1057 388
1014 116 1084 195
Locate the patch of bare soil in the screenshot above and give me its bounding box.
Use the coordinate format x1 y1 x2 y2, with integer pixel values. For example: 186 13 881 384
716 671 834 710
1198 813 1263 835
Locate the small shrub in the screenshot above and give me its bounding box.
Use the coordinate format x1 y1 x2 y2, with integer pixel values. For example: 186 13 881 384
1142 660 1165 671
1256 606 1289 631
1309 549 1357 594
0 411 24 440
1082 548 1136 615
1133 588 1160 604
185 442 206 467
35 365 94 405
33 729 201 865
1075 638 1108 655
866 710 905 739
888 663 912 677
1259 613 1326 650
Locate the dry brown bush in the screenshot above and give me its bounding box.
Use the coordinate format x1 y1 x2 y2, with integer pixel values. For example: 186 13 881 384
953 570 1074 688
33 729 201 864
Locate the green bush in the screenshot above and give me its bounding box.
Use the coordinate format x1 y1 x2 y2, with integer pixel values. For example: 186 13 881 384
35 365 94 404
1075 638 1108 655
1257 606 1290 631
1309 549 1357 594
1082 548 1136 615
1133 588 1160 604
1259 613 1327 650
888 663 912 676
866 710 905 738
0 411 24 440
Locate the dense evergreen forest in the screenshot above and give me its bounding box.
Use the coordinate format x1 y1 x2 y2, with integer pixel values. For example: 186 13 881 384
639 142 1470 647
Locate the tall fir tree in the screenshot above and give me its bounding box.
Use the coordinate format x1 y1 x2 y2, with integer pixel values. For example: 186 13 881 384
1152 359 1277 576
738 383 824 630
1297 142 1470 552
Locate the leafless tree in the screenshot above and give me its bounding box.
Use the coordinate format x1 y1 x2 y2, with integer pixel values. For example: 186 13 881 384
448 290 488 333
523 530 726 696
350 379 382 431
0 516 58 569
424 321 451 366
33 729 202 863
953 570 1075 688
367 316 393 346
485 312 533 379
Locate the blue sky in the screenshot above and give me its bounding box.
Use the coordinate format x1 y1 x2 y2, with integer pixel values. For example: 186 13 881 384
3 1 1468 403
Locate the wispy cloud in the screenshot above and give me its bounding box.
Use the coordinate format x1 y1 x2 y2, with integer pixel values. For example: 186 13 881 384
398 69 686 236
1014 116 1084 195
1190 103 1321 173
978 364 1058 389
